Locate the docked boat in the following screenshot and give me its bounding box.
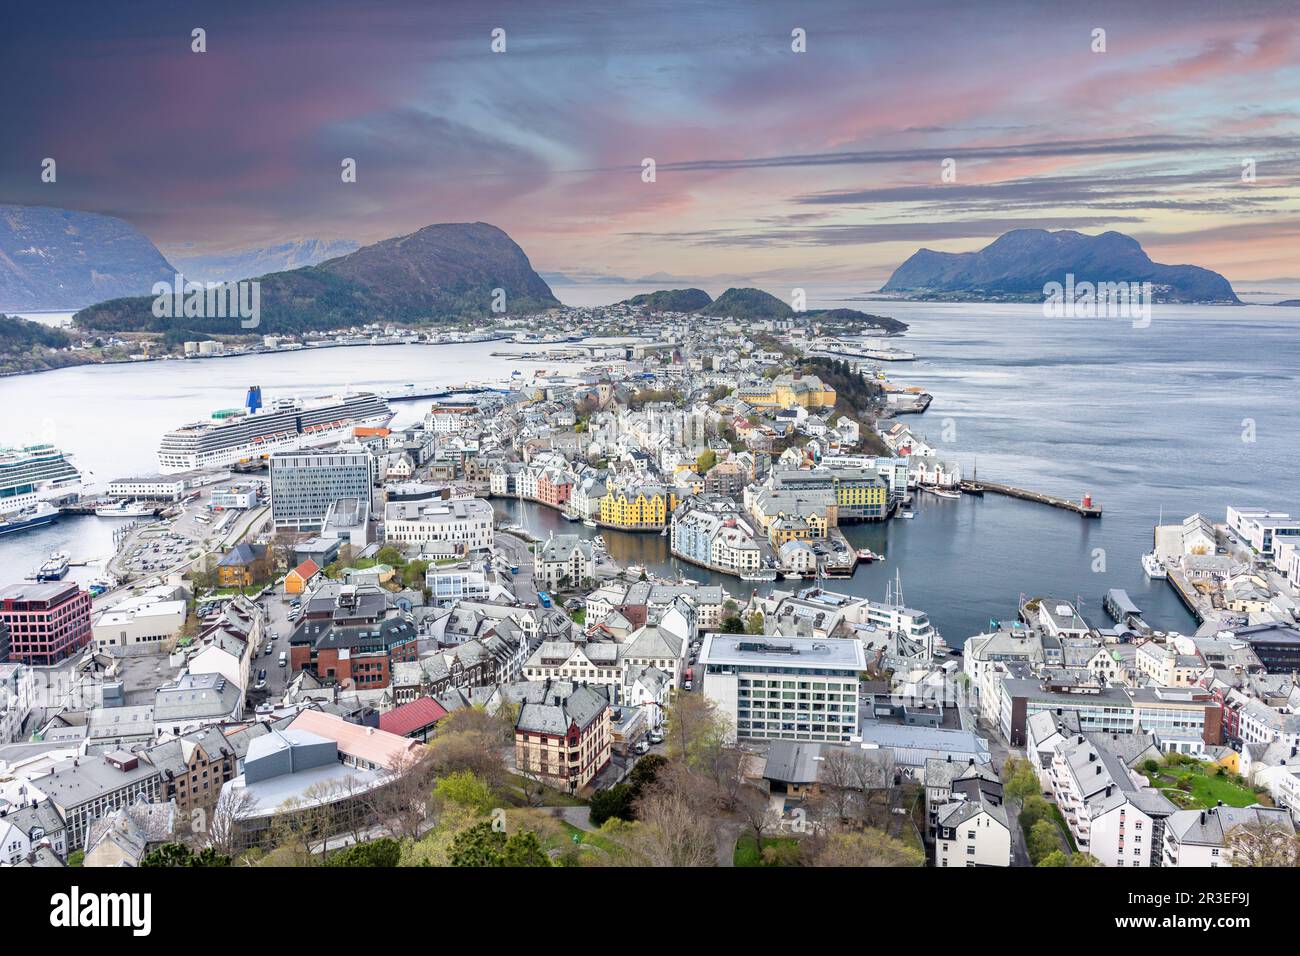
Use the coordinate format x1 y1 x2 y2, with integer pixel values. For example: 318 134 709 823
0 502 60 537
582 518 598 528
88 575 117 596
900 511 915 519
923 486 961 500
1141 552 1167 580
36 551 70 581
157 387 393 472
740 569 779 582
96 500 156 518
856 548 878 562
1 444 83 514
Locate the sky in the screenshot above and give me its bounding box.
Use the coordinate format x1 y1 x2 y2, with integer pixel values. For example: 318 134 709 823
3 0 1299 288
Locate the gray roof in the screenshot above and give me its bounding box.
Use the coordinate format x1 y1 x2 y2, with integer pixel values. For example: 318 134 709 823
516 685 608 735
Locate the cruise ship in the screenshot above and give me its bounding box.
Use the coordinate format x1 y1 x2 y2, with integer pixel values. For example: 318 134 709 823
157 387 393 472
0 444 83 515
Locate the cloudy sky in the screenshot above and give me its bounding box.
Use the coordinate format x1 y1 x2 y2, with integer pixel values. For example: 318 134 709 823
4 0 1299 286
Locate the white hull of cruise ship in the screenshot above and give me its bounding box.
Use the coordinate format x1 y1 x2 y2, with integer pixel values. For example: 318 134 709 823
156 392 393 473
0 445 83 516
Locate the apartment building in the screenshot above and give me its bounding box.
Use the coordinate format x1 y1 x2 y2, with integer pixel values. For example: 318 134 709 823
534 533 594 590
1162 804 1295 867
514 683 611 793
699 633 865 743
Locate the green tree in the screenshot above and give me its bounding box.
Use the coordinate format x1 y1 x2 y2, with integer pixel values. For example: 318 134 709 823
501 830 551 867
720 616 744 633
589 784 636 826
324 837 402 867
434 770 495 813
449 821 505 867
1037 850 1100 867
744 611 765 634
375 546 406 568
1027 819 1063 863
140 842 231 867
695 449 717 474
1002 756 1040 807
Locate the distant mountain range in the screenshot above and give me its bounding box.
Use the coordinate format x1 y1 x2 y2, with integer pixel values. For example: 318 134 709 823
167 238 360 284
620 285 907 332
882 229 1239 303
0 204 177 311
75 221 560 334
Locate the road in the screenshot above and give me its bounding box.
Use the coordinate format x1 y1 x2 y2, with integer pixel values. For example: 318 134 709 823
494 531 540 605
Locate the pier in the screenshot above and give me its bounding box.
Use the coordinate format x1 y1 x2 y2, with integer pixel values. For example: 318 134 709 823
959 480 1101 517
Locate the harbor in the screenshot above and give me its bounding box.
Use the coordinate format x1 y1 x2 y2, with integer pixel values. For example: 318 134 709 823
959 479 1101 517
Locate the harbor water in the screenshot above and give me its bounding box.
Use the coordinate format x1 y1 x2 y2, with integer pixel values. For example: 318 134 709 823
2 299 1297 645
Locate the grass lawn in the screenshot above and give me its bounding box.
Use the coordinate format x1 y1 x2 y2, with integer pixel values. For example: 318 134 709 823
733 834 799 867
1145 761 1261 810
559 821 619 854
500 773 587 807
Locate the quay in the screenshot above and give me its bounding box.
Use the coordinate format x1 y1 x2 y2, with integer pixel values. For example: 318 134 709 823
959 479 1101 517
375 382 508 402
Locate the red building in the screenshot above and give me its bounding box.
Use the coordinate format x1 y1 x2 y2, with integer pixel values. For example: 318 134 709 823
0 582 92 665
537 470 572 508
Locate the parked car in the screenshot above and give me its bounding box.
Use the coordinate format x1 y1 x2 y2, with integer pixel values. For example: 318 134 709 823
278 651 288 667
648 731 664 745
634 739 650 755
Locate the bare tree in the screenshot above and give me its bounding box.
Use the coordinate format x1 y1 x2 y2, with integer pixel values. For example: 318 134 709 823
367 748 438 841
810 829 924 867
206 786 258 859
736 783 774 853
1226 819 1300 867
624 787 717 867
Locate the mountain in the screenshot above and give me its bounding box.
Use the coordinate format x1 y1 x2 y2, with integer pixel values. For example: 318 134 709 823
697 287 794 319
0 204 177 311
882 229 1239 303
622 288 713 312
75 221 560 334
167 238 360 284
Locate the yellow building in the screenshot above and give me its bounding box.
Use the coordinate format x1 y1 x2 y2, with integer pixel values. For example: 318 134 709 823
735 373 836 410
599 485 679 530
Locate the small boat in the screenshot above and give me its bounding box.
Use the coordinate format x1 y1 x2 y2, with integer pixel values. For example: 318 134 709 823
856 548 877 562
901 511 915 519
96 500 155 518
925 487 961 500
660 527 669 537
36 551 71 581
1141 552 1167 580
582 519 598 529
740 569 779 582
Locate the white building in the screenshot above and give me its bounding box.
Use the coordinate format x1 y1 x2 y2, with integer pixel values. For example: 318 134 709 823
91 585 187 652
1163 804 1295 867
383 496 494 551
534 534 594 590
698 633 865 743
934 774 1011 868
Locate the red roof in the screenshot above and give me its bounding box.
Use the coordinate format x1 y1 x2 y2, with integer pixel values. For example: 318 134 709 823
291 559 321 580
379 697 449 737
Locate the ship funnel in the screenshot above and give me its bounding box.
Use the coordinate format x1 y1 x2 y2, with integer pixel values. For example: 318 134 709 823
246 386 263 414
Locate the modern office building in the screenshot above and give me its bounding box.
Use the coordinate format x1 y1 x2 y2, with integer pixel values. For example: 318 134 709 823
699 633 866 742
0 581 93 666
269 447 373 533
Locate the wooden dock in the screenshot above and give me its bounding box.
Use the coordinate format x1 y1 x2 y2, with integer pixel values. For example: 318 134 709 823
959 480 1101 517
